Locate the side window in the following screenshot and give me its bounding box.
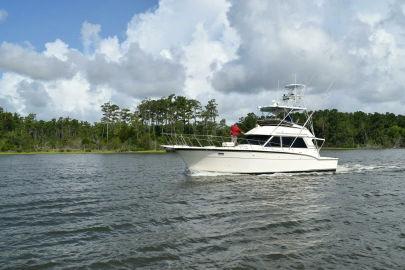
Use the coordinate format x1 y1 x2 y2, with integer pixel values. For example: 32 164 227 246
292 137 307 148
245 135 270 145
282 137 294 147
282 137 307 148
265 136 281 147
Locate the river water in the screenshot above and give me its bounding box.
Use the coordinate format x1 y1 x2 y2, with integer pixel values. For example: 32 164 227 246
0 150 404 269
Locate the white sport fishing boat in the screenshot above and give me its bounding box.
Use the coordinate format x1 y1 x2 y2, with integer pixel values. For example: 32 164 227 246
162 84 338 174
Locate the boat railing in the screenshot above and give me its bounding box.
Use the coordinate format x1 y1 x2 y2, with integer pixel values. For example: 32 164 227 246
162 132 266 149
162 132 325 152
162 133 325 152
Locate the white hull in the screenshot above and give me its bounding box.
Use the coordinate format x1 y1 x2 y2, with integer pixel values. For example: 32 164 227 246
171 147 338 174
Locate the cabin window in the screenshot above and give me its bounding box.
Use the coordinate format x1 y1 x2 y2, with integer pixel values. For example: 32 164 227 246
245 135 270 145
265 136 281 147
281 137 307 148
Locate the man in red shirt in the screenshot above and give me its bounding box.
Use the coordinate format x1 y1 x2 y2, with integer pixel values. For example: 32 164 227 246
230 123 243 145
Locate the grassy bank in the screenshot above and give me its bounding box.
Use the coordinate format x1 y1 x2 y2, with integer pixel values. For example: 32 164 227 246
322 146 403 150
0 149 166 155
322 147 358 150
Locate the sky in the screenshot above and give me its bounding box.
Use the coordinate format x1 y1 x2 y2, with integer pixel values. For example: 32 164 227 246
0 0 404 122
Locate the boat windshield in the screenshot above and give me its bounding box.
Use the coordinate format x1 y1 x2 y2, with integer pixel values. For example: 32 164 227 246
244 135 270 145
265 136 281 147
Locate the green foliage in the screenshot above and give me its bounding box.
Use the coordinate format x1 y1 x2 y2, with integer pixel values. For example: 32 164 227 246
238 112 258 132
0 95 222 151
0 97 404 152
311 110 405 147
236 110 405 148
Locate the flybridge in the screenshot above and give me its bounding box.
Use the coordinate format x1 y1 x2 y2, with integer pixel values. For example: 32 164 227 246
259 104 307 113
259 83 307 113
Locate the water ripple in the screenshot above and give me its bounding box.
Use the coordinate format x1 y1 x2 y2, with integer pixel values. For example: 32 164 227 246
0 150 404 269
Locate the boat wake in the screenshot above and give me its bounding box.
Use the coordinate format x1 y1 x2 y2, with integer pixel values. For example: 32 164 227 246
336 163 404 174
187 170 334 178
187 170 242 177
187 163 404 178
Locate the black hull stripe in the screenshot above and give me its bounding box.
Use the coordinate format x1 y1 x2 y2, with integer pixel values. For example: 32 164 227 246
231 169 337 175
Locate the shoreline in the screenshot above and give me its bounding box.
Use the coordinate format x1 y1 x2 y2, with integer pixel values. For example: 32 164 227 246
0 147 402 155
322 147 359 150
0 150 166 155
322 147 403 150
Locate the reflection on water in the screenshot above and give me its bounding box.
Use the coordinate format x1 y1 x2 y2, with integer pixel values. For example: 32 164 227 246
0 150 404 269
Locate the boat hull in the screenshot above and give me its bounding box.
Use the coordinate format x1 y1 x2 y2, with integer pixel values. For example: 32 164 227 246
175 148 338 174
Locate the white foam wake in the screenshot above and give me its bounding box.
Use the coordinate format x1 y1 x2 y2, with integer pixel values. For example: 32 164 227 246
187 163 403 177
187 170 241 177
336 163 403 174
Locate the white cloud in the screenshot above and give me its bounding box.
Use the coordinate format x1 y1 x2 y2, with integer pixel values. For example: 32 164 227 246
81 21 101 54
211 0 405 118
0 73 25 113
0 9 7 23
44 39 70 61
124 0 239 100
358 13 382 27
1 0 405 122
125 0 233 55
84 43 185 98
97 36 122 62
0 17 187 119
45 73 110 120
213 0 355 94
17 80 51 109
0 72 112 121
0 42 75 80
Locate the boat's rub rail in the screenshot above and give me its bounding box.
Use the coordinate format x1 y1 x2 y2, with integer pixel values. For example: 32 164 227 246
204 169 337 175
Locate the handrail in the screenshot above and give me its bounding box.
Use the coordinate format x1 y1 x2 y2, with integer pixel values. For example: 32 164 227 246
263 108 295 147
289 111 315 149
161 132 318 139
162 133 266 147
161 132 324 150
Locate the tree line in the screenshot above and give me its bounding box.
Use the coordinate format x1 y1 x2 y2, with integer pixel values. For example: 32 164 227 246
0 95 404 152
238 110 405 148
0 95 227 152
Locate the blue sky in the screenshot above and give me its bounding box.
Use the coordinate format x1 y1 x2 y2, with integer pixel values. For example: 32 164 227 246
0 0 158 50
0 0 404 122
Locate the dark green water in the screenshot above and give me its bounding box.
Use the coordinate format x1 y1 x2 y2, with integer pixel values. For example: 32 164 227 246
0 150 404 269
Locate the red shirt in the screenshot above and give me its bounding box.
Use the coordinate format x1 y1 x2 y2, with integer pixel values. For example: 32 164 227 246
230 124 241 136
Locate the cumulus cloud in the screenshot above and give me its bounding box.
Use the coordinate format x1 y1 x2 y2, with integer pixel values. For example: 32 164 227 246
213 1 356 94
0 72 113 121
0 16 188 120
0 0 405 122
0 42 75 80
125 0 239 98
84 43 185 98
81 21 102 54
0 9 7 23
209 0 405 118
17 80 51 109
44 39 70 61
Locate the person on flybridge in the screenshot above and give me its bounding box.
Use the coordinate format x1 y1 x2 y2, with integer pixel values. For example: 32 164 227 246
230 123 244 145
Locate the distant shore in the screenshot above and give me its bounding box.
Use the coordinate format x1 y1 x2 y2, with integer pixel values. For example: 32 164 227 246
1 147 401 155
322 147 402 150
322 147 358 150
0 149 166 155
